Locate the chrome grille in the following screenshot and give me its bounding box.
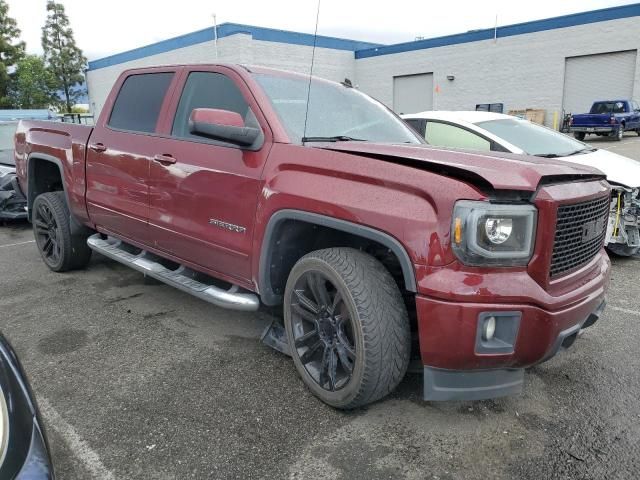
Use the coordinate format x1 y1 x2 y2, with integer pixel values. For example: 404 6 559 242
550 195 609 278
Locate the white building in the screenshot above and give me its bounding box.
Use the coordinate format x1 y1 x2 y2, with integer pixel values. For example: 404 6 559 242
86 3 640 127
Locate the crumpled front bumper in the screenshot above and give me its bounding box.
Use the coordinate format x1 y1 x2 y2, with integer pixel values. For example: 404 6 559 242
0 169 27 220
605 186 640 252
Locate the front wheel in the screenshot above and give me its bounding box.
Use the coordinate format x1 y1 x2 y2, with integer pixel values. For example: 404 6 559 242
574 132 586 141
284 248 410 409
32 191 92 272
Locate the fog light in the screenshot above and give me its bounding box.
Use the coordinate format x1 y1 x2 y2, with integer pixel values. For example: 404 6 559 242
483 316 496 341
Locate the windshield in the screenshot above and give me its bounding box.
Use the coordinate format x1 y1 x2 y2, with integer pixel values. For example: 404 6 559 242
476 118 589 156
253 73 422 144
0 122 17 166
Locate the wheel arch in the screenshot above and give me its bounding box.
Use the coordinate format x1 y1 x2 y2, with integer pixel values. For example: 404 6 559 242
26 153 67 221
258 209 417 306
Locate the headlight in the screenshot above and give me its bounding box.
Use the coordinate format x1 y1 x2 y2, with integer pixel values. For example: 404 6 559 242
452 200 537 266
0 386 8 467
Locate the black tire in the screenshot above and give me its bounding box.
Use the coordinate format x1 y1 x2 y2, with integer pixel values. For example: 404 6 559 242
283 247 410 409
32 191 92 272
636 129 640 137
609 126 623 141
574 132 586 141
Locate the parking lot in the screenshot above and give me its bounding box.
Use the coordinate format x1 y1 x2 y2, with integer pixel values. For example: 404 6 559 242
1 135 639 480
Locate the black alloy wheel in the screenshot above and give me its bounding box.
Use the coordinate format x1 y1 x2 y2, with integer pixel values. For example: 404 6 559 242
32 191 92 272
290 270 356 392
284 248 411 409
33 201 62 267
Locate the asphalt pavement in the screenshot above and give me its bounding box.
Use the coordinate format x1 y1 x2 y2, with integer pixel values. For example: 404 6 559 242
1 135 639 480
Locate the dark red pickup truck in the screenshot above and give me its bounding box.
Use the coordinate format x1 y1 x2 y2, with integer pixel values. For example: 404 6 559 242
15 64 611 408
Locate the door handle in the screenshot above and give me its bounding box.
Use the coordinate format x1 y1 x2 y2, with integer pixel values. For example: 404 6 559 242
153 154 177 165
89 143 107 153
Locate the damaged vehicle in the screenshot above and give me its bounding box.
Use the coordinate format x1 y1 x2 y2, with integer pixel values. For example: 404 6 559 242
16 65 611 408
403 111 640 255
0 121 27 221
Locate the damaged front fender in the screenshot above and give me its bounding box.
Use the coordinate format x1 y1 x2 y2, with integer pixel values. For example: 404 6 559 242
606 185 640 256
0 169 27 221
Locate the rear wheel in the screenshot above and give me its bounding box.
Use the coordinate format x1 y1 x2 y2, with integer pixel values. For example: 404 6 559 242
610 126 623 141
574 132 586 141
33 192 92 272
284 248 410 409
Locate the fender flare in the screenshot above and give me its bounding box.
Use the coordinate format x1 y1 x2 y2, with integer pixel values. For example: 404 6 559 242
258 209 417 306
25 154 89 236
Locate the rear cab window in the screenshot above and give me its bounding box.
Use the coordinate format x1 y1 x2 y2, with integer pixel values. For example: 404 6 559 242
590 101 627 114
108 72 174 133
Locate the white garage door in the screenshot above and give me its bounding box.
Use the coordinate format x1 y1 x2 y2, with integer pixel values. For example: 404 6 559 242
562 50 637 114
393 73 433 115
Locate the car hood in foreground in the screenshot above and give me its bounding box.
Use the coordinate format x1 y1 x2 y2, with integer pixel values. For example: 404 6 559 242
315 142 605 192
558 148 640 188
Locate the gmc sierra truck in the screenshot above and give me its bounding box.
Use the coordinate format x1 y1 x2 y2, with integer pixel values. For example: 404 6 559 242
570 100 640 141
15 64 611 408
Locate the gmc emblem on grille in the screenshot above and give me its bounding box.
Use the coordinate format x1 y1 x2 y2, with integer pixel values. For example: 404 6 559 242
581 217 605 243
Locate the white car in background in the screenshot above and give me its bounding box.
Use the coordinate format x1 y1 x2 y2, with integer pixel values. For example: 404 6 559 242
402 111 640 256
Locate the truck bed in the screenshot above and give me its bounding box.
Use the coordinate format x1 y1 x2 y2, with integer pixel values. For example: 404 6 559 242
14 120 94 222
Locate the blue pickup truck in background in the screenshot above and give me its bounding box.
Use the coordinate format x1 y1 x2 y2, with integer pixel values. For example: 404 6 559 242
569 100 640 141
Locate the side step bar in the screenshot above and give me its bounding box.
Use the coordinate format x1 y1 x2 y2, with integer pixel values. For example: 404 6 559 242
87 234 260 312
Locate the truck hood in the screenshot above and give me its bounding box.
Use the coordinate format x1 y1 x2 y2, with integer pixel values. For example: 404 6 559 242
560 148 640 188
316 142 604 192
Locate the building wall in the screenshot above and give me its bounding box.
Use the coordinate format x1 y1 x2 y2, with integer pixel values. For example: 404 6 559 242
86 33 355 117
86 13 640 127
355 16 640 126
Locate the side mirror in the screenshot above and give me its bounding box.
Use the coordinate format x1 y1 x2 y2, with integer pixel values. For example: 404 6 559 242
189 108 260 147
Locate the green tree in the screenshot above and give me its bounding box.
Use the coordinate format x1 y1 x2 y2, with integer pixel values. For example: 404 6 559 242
41 0 86 113
9 55 57 109
0 0 25 108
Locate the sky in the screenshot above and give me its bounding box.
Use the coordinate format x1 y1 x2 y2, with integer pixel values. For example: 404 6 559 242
6 0 639 61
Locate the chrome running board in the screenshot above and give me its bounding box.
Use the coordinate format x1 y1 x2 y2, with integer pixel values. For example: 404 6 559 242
87 234 260 312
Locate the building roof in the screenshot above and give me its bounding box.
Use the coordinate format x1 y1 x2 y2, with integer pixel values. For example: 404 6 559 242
88 3 640 71
87 23 383 71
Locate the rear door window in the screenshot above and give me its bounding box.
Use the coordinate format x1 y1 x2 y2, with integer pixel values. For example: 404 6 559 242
108 73 174 133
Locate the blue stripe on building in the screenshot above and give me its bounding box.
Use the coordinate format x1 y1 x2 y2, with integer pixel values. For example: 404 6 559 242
87 23 382 71
356 3 640 59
